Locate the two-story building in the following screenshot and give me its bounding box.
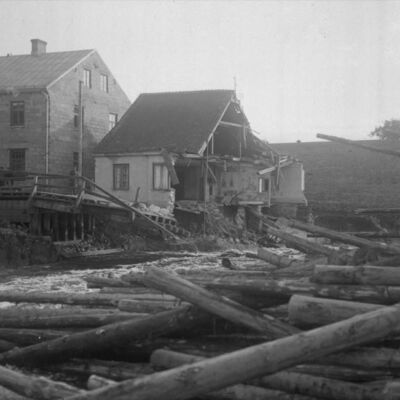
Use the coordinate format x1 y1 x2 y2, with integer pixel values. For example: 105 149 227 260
0 39 130 177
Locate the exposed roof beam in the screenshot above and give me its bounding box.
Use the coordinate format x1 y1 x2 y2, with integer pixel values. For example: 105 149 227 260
219 120 249 129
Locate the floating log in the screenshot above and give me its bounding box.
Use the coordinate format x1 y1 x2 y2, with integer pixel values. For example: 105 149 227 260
87 375 115 390
256 370 383 400
286 216 400 255
293 363 399 381
288 295 382 328
195 278 400 305
118 299 179 313
52 359 151 381
0 328 68 346
0 311 146 329
0 304 209 365
85 373 315 400
0 385 28 400
0 364 83 399
384 380 400 400
140 266 299 338
312 264 400 285
151 348 397 389
0 291 142 307
257 247 298 268
264 225 343 260
0 339 16 352
65 301 400 400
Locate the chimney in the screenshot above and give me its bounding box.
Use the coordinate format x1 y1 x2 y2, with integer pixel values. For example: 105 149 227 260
31 39 47 56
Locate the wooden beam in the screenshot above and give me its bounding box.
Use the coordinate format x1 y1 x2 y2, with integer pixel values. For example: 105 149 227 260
317 133 400 158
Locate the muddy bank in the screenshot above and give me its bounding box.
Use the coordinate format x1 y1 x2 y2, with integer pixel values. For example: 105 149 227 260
0 228 57 268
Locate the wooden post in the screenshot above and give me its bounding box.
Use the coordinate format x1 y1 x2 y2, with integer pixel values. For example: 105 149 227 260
64 302 400 400
140 266 299 338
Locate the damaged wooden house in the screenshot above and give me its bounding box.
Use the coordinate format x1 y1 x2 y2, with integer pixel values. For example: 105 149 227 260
94 90 307 229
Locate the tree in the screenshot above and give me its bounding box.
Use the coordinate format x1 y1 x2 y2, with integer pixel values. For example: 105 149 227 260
370 119 400 140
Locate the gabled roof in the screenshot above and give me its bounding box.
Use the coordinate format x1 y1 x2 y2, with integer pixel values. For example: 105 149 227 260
95 90 235 154
0 49 94 90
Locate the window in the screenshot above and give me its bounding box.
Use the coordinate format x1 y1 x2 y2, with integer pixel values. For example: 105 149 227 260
73 152 79 170
10 101 25 126
9 149 26 171
113 164 129 190
109 113 118 131
259 177 270 193
100 74 108 92
83 69 91 88
153 164 170 190
73 105 79 128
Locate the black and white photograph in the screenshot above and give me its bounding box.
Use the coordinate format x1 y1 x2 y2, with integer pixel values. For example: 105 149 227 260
0 1 399 399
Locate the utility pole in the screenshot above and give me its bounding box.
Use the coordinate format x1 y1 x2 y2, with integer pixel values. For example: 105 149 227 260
78 80 83 176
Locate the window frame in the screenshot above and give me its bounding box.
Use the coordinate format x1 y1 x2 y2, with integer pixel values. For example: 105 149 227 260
113 163 129 191
10 101 25 127
9 149 26 171
83 68 92 88
152 163 170 191
109 113 118 131
100 73 109 93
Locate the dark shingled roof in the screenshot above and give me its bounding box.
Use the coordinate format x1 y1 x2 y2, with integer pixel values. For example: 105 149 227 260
0 50 94 90
95 90 235 154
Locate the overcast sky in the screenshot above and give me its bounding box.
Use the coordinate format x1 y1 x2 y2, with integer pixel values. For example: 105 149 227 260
1 1 399 143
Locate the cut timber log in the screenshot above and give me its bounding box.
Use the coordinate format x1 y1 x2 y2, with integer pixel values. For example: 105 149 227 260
0 291 142 307
64 301 400 400
0 385 28 400
292 364 398 381
140 266 299 338
0 339 16 352
0 304 209 365
52 359 151 381
288 295 382 328
0 311 146 329
0 328 68 346
384 381 400 400
286 217 400 255
256 371 384 400
151 349 382 400
0 364 83 399
118 299 179 313
312 264 400 285
85 374 316 400
265 225 344 260
87 375 115 390
194 278 400 305
257 247 297 268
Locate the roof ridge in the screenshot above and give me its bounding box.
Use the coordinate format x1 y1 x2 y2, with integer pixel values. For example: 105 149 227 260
139 89 234 96
0 49 94 59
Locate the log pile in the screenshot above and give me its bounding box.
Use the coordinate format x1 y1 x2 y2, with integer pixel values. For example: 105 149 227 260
0 218 400 399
